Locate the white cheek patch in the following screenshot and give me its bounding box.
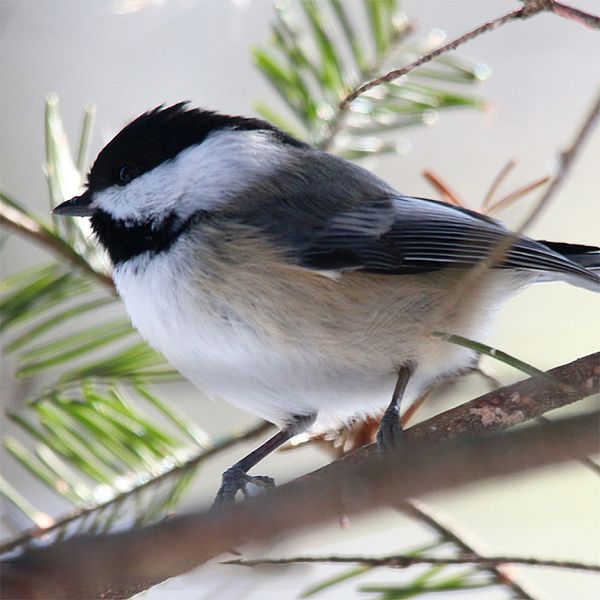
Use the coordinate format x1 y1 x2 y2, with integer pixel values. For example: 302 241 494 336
92 129 285 222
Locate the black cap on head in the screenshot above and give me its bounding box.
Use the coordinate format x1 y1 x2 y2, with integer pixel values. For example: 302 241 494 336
84 103 306 193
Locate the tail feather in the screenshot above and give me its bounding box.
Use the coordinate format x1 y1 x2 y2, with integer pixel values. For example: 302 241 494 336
537 240 600 290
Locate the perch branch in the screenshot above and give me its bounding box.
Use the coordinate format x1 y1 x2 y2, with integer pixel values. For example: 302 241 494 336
401 352 598 442
2 409 597 600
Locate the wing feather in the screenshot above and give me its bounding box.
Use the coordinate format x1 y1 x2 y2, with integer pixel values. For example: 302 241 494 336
298 195 599 286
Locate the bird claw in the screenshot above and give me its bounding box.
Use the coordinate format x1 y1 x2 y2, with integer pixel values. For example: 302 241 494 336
376 411 404 455
240 474 276 497
213 467 276 507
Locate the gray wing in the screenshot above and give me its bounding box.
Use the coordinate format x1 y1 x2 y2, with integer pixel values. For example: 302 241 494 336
230 148 597 287
294 194 598 285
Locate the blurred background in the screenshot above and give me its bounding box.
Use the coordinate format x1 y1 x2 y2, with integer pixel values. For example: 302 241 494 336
1 1 599 598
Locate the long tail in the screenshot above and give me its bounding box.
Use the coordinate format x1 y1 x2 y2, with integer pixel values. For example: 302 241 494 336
537 240 600 291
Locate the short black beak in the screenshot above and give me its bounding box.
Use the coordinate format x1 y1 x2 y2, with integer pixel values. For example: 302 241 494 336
53 189 96 217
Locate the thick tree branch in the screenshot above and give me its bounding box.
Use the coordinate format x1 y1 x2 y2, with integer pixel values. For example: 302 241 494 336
362 352 598 453
4 352 595 559
1 4 596 598
2 405 598 599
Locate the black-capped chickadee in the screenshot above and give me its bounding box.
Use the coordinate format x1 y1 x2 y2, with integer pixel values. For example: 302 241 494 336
54 103 599 504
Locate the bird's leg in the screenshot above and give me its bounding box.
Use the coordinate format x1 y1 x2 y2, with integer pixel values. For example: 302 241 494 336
376 365 413 453
213 413 315 507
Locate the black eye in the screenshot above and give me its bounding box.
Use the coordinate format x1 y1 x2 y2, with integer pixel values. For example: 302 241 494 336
117 163 138 185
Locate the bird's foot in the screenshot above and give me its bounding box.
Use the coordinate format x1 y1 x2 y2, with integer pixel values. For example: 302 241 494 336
213 466 276 507
376 409 404 455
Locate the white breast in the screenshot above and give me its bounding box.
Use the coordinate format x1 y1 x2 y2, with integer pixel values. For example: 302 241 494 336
112 247 527 430
113 251 391 427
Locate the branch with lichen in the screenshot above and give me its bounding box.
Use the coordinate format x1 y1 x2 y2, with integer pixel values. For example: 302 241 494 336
2 352 598 600
2 405 597 600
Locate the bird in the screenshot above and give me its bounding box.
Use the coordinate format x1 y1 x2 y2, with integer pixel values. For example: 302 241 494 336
53 103 599 505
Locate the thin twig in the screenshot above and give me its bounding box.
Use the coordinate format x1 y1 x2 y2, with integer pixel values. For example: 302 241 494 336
537 415 600 476
401 388 431 427
472 364 503 390
581 457 600 476
383 352 599 599
224 552 600 572
0 202 114 293
519 89 600 232
540 0 600 29
404 355 600 600
425 89 600 340
317 17 414 151
339 5 536 113
339 1 598 114
2 346 596 582
482 160 517 210
405 501 539 600
487 175 550 215
422 170 464 206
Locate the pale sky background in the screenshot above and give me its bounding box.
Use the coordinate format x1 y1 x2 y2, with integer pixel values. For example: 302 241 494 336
1 1 599 598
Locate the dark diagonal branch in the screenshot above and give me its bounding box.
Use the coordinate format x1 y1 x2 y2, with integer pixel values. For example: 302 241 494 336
2 409 597 600
375 352 597 448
